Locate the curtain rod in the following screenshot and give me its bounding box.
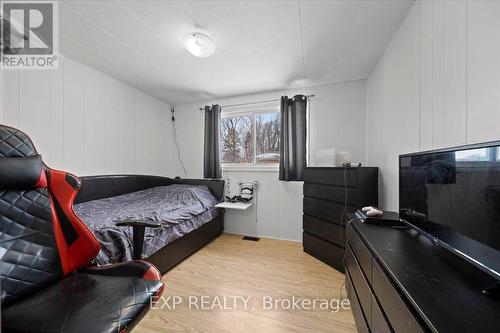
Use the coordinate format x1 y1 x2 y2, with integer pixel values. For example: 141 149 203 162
199 94 315 111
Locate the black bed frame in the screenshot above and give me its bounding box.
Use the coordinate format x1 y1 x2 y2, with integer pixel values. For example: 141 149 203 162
75 175 225 274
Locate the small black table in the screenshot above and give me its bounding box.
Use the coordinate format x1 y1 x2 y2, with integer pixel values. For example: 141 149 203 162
116 219 161 260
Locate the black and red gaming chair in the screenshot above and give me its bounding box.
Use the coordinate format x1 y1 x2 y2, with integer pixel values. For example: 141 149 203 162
0 124 164 333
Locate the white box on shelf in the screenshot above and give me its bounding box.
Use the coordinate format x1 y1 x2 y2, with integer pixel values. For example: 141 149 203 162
310 148 336 166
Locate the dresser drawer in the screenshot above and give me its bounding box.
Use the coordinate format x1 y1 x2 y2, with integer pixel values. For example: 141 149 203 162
303 183 357 205
371 295 392 333
303 215 345 247
303 197 355 224
346 271 370 333
304 168 357 187
303 232 344 272
345 245 372 320
372 259 425 333
347 224 373 282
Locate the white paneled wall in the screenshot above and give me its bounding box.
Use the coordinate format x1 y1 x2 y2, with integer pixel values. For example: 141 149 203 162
174 80 367 241
0 56 173 176
366 1 420 211
222 171 303 242
467 1 500 144
366 0 500 210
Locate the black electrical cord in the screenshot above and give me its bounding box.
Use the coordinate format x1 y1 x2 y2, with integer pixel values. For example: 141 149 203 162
339 164 348 247
171 105 187 178
337 164 349 300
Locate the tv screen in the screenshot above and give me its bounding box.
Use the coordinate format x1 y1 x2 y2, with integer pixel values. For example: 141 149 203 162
399 143 500 279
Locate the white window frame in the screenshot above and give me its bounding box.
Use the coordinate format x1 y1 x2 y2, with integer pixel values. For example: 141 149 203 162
220 107 280 172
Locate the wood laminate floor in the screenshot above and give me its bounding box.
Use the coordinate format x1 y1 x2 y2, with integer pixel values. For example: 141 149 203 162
136 233 357 333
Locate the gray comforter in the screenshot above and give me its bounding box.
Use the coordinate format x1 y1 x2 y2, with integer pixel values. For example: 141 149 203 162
74 184 219 265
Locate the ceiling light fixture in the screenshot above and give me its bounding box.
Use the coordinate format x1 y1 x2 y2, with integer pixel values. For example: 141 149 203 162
183 32 216 58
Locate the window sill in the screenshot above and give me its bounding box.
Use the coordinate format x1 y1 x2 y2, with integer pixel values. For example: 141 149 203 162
222 165 279 173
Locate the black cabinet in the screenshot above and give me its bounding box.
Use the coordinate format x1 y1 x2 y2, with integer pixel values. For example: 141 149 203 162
346 220 500 333
302 167 378 272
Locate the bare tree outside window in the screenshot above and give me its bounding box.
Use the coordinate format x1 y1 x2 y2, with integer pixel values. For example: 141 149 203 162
221 115 253 163
256 112 280 164
220 111 280 165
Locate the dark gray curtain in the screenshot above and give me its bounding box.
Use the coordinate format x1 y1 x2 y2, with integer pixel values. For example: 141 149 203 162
279 95 307 181
203 104 222 179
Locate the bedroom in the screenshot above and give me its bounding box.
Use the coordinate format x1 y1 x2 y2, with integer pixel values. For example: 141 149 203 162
1 0 500 332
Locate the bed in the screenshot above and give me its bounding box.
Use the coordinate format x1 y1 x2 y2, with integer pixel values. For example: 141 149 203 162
74 175 224 273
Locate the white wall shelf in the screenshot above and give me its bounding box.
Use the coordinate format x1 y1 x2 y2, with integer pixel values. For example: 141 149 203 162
215 202 254 210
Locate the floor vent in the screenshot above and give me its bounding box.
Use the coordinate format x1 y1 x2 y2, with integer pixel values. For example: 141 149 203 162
242 236 260 241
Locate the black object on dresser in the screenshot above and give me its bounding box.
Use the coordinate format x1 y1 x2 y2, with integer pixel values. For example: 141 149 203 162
302 167 378 272
345 219 500 333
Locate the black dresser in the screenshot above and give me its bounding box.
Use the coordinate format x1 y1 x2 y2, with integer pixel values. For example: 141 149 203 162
302 167 378 272
346 219 500 333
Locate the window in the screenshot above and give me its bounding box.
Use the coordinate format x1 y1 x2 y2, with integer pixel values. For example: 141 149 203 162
455 147 500 162
220 110 280 166
220 114 253 164
454 147 500 166
455 148 490 162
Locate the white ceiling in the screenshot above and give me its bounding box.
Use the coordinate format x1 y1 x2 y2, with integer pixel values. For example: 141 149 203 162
59 0 413 104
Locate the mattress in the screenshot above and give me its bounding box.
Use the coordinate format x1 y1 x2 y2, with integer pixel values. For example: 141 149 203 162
74 184 219 265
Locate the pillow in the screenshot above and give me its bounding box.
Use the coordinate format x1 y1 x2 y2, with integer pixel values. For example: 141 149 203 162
0 155 45 189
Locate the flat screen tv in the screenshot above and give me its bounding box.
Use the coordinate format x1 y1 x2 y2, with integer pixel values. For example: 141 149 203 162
399 141 500 283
